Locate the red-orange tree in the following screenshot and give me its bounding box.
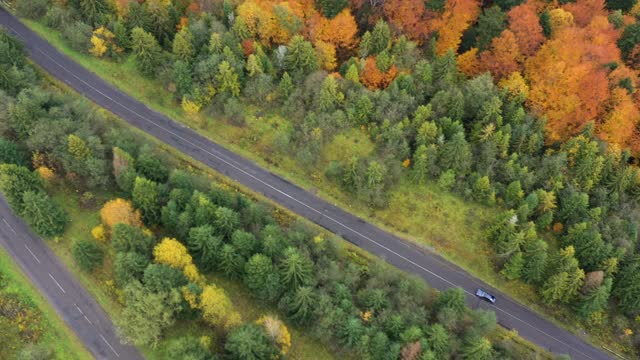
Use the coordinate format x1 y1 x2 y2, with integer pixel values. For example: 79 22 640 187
479 30 522 80
507 2 545 56
382 0 432 43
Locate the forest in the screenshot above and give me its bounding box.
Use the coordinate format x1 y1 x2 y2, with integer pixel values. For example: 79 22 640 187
0 29 555 359
6 0 640 357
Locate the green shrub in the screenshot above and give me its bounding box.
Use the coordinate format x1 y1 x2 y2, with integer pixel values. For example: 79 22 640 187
72 239 104 271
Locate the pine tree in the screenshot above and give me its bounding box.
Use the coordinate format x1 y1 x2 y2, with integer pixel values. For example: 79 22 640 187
285 35 319 77
319 0 349 18
279 72 293 100
439 132 471 176
219 244 244 279
612 257 640 315
427 324 450 358
72 238 104 271
21 191 67 237
287 286 316 324
460 337 494 360
0 164 43 212
345 64 360 84
216 61 241 97
172 60 192 98
245 54 263 77
130 27 162 77
244 254 281 302
504 180 524 208
318 76 344 113
472 176 494 205
501 251 524 280
172 28 194 62
522 239 548 283
279 247 313 289
132 177 160 225
187 225 222 272
542 272 570 304
564 223 610 272
575 278 612 318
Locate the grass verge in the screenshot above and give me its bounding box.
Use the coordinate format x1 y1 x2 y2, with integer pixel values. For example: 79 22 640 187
0 245 92 360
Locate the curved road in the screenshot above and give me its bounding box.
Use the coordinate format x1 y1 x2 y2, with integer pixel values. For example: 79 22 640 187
0 8 612 360
0 196 142 360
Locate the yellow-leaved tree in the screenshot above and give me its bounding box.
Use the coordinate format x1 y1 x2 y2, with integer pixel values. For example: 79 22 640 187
498 71 530 99
200 285 242 330
100 198 142 229
153 237 193 270
153 238 203 284
89 26 121 58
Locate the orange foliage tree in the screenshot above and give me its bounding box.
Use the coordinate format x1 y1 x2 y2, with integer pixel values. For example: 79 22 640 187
479 30 522 80
524 18 620 142
237 1 306 46
360 56 398 89
457 48 481 77
382 0 432 43
434 0 481 55
507 2 545 56
598 88 640 152
308 9 359 54
564 0 606 28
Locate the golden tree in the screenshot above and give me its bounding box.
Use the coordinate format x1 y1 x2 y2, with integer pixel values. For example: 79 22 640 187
200 285 242 330
100 198 142 229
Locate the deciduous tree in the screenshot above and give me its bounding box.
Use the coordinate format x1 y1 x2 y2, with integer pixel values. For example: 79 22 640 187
153 237 193 270
100 198 142 229
507 3 545 56
434 0 481 55
116 281 179 347
479 30 521 80
200 285 242 329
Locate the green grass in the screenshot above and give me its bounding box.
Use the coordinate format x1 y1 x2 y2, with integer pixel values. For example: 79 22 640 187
0 245 92 360
18 18 591 357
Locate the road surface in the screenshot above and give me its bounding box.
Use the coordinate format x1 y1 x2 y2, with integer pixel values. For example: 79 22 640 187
0 7 613 360
0 196 143 360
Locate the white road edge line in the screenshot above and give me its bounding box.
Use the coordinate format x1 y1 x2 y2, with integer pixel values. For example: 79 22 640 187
48 273 65 294
11 24 597 360
2 218 16 234
24 244 40 263
100 334 120 358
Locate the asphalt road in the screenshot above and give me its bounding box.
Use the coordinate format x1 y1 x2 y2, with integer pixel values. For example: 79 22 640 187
0 8 614 360
0 196 143 360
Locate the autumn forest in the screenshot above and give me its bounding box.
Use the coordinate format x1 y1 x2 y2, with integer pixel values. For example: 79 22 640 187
3 0 640 358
